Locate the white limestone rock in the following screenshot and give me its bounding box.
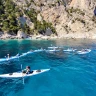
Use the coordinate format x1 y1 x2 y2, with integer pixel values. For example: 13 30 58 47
17 30 27 39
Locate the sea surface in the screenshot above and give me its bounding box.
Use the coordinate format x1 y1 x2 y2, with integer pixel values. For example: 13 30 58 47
0 39 96 96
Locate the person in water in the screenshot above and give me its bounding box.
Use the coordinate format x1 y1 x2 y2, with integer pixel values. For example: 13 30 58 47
22 66 32 74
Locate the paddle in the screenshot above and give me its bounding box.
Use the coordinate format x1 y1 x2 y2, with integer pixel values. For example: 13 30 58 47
21 64 25 85
18 55 24 85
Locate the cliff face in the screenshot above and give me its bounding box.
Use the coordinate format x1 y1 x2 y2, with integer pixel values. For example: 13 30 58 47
70 0 96 15
1 0 96 39
70 0 95 10
38 0 96 38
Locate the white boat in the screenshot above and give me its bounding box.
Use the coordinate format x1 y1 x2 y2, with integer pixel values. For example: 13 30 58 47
0 69 50 78
20 51 34 57
48 46 59 49
63 48 77 52
46 49 60 52
34 49 44 52
0 54 19 62
77 49 91 54
20 49 43 57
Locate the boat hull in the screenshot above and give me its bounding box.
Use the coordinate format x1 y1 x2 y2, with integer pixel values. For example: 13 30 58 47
0 69 50 78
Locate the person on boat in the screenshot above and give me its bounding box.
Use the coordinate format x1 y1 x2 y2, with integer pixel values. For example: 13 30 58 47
81 49 88 52
41 47 43 50
7 54 10 60
22 66 32 74
53 47 56 51
81 48 85 52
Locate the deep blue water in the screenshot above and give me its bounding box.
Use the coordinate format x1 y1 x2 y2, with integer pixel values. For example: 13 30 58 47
0 39 96 96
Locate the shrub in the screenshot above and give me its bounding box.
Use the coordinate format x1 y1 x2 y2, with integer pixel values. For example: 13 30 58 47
92 16 96 23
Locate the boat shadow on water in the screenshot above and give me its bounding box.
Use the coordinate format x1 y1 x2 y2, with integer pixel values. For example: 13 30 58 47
46 52 69 67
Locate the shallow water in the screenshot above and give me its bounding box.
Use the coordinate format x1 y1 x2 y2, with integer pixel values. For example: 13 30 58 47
0 39 96 96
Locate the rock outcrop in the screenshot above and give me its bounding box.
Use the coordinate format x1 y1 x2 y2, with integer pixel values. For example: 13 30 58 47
70 0 96 16
39 0 96 38
70 0 95 10
13 0 96 39
37 14 43 22
17 30 27 39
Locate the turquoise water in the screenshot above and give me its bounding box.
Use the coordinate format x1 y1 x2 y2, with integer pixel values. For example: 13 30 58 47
0 39 96 96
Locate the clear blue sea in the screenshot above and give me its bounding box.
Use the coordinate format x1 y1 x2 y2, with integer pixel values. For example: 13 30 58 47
0 39 96 96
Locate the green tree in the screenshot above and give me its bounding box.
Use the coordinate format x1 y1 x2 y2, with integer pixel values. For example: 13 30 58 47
2 20 9 32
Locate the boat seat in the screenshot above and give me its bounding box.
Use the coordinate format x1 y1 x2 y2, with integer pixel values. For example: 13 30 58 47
9 73 13 75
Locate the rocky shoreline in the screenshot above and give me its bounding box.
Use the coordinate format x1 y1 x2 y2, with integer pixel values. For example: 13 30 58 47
0 27 96 40
0 0 96 40
1 32 96 40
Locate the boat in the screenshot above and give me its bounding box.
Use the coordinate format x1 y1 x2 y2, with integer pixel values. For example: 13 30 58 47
0 54 19 62
46 49 60 52
63 48 77 52
77 49 91 54
20 49 44 57
20 51 34 57
47 46 60 52
48 46 59 49
0 69 50 78
34 49 44 52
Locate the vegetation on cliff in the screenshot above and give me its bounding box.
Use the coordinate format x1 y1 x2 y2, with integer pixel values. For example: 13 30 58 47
24 9 56 35
0 0 56 35
0 0 95 38
0 0 21 34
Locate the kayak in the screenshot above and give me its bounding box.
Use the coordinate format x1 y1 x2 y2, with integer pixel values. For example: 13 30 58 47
48 46 59 49
0 54 19 62
77 49 91 54
34 49 44 52
20 49 44 57
46 49 60 52
63 48 77 52
20 51 34 57
0 69 50 78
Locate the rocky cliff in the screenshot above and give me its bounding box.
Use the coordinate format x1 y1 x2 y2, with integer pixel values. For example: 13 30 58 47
39 0 96 38
15 0 96 38
0 0 96 39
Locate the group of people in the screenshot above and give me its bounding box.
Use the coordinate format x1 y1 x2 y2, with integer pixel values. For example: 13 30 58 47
6 54 40 75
